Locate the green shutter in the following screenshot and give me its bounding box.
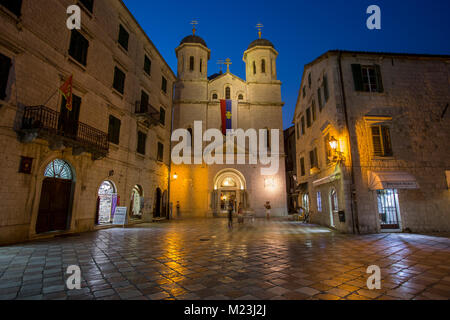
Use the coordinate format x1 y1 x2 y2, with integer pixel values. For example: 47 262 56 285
371 126 383 156
323 75 329 102
375 64 384 93
317 88 322 111
351 64 364 92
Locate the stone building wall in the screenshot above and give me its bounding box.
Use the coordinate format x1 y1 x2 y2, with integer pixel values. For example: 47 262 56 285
0 0 175 244
294 50 450 234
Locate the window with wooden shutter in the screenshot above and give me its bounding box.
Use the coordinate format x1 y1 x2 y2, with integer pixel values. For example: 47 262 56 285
157 142 164 162
0 0 22 16
108 115 121 145
161 76 167 93
352 64 364 91
353 64 384 93
312 100 316 122
306 108 312 128
118 25 129 51
317 88 323 111
309 148 319 169
137 131 146 155
159 107 166 125
323 74 329 101
308 73 311 88
225 87 231 100
371 125 393 157
0 53 12 100
69 30 89 66
140 91 149 113
113 67 125 94
144 55 151 75
300 157 305 176
301 116 305 135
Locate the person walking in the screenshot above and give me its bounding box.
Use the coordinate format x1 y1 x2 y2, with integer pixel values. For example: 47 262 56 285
264 201 272 220
228 199 234 229
176 201 180 218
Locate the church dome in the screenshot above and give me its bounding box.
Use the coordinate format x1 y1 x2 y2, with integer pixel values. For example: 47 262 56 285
180 35 208 48
247 38 275 50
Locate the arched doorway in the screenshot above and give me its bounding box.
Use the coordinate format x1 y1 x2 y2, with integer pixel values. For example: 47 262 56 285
130 185 143 219
329 188 338 227
96 180 118 225
212 169 247 216
36 159 74 234
153 188 162 217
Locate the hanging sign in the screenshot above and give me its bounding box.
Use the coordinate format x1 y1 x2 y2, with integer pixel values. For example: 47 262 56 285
112 207 128 226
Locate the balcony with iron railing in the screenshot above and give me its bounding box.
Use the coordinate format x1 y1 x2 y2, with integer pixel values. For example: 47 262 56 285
20 105 109 159
135 100 160 127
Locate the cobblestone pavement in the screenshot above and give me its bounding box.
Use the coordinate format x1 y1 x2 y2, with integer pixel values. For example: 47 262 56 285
1 219 449 300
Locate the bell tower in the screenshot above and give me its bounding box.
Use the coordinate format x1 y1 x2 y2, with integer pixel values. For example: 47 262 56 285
243 23 278 84
175 21 210 81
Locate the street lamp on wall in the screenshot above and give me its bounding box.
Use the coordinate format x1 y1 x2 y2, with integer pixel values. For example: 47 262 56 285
329 136 345 162
172 173 178 180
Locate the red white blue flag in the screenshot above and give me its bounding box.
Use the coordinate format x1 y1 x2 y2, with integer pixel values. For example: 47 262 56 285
220 99 238 135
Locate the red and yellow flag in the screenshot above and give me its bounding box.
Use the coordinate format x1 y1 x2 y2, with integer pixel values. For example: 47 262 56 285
59 75 73 111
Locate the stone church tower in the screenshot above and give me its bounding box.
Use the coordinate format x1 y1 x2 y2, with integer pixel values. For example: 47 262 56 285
171 27 287 218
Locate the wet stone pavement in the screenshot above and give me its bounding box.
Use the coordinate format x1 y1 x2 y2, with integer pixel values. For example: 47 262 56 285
0 218 450 300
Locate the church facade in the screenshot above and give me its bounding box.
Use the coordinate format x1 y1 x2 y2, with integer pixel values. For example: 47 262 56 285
170 31 288 218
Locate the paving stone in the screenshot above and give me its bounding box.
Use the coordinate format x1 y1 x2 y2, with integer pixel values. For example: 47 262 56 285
0 219 449 301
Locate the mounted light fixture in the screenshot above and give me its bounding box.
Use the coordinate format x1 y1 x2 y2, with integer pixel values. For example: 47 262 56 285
173 173 178 180
329 136 339 151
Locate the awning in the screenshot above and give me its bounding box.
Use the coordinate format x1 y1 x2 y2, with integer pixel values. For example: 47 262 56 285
368 171 419 190
313 172 341 187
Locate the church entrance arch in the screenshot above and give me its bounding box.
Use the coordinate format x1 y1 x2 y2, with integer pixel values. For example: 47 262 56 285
212 169 247 216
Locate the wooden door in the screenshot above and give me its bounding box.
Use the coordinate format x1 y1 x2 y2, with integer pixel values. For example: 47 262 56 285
36 178 72 234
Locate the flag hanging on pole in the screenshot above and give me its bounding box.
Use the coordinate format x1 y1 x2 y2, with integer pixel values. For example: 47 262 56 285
59 75 73 111
220 99 238 135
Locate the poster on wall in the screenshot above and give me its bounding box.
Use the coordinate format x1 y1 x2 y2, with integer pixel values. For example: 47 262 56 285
113 207 128 226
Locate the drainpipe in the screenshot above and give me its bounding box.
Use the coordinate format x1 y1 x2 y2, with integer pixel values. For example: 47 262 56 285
166 83 175 220
337 51 360 234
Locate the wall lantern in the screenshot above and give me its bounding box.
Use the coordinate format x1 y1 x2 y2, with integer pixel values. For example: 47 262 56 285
173 173 178 180
329 136 339 151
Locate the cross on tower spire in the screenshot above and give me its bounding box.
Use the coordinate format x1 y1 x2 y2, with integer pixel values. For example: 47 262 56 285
190 20 198 35
224 58 232 73
256 23 264 39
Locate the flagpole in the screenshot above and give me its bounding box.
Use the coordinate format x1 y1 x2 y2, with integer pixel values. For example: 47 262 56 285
42 88 59 107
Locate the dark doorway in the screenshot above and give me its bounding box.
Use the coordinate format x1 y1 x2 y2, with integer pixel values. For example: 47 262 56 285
36 178 72 234
154 188 162 217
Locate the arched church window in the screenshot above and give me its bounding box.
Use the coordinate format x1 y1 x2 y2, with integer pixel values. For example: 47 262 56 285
238 94 243 100
253 61 256 75
189 56 194 71
212 93 218 100
200 58 203 73
225 87 231 100
261 59 266 73
44 159 73 180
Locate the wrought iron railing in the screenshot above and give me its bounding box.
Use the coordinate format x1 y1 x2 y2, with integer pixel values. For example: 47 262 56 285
135 101 159 123
21 105 109 155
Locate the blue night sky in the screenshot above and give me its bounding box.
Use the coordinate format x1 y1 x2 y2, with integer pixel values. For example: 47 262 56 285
123 0 450 129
